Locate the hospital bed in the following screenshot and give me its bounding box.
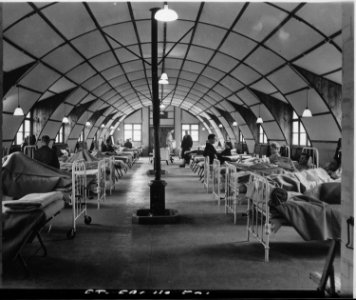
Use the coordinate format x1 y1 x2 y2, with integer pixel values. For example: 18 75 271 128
3 191 66 273
224 163 250 224
245 171 341 262
67 160 92 239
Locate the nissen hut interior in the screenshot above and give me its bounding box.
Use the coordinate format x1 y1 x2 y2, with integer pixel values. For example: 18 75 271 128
0 1 354 298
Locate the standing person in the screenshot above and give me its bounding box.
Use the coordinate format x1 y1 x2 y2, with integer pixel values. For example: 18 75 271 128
34 135 60 169
180 130 193 167
166 130 174 151
203 134 218 164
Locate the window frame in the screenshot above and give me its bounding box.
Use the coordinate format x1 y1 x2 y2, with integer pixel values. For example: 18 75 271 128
15 112 32 145
292 112 311 146
239 131 246 143
124 123 142 142
258 125 267 144
56 124 65 143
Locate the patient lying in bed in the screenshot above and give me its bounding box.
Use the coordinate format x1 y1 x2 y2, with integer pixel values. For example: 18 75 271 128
268 182 341 241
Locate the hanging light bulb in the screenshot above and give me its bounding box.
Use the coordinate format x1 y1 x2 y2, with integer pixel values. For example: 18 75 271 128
85 121 91 127
62 116 69 124
155 4 178 22
160 104 165 109
218 124 223 128
13 85 24 116
159 72 169 85
232 121 238 127
302 88 313 117
101 124 105 128
256 104 263 124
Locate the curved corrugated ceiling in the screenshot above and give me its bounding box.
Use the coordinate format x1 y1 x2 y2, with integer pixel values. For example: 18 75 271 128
2 1 342 146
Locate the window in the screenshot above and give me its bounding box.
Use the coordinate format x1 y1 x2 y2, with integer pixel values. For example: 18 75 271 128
292 111 311 146
78 131 84 142
258 125 267 144
15 112 32 145
124 124 141 142
182 124 199 142
56 125 65 143
239 131 245 143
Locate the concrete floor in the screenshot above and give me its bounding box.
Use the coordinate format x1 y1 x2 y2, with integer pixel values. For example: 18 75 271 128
2 157 339 295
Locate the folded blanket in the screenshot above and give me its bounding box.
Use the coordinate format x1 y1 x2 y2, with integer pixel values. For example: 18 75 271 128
3 191 63 210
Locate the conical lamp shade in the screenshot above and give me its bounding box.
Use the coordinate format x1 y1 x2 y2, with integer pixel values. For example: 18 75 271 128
13 106 24 116
159 73 169 84
155 5 178 22
256 116 263 124
302 108 312 117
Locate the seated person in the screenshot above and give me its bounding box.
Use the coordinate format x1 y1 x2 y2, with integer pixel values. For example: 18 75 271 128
203 134 218 164
334 138 342 165
34 135 60 169
324 138 342 180
101 137 115 152
225 138 233 150
218 140 232 164
294 152 312 171
124 139 133 149
325 159 342 180
268 142 281 164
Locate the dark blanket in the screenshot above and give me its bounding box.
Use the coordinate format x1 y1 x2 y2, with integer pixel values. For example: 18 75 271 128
268 172 302 192
2 152 71 199
270 195 341 241
2 209 46 261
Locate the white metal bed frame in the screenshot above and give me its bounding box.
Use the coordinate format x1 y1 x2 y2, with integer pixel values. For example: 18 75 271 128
104 156 115 195
87 159 107 209
246 172 273 262
23 145 37 159
203 156 213 192
212 159 222 205
224 163 250 224
302 146 319 168
67 160 91 239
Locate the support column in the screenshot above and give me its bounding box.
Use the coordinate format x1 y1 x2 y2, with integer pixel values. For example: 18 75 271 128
150 7 166 215
0 3 3 279
341 3 354 297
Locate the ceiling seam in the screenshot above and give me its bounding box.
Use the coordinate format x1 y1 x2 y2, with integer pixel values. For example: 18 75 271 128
195 3 307 113
179 2 249 112
127 2 153 100
168 2 205 108
82 2 141 110
18 4 127 117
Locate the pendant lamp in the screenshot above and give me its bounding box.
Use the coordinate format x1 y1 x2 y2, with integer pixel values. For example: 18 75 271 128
256 104 263 124
155 4 178 22
13 85 24 116
302 88 312 117
159 72 169 85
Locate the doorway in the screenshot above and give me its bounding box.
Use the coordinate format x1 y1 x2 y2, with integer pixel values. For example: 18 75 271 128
149 126 174 153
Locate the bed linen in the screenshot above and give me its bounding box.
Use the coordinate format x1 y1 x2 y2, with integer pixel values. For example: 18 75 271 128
269 195 341 241
2 207 45 261
2 152 71 199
